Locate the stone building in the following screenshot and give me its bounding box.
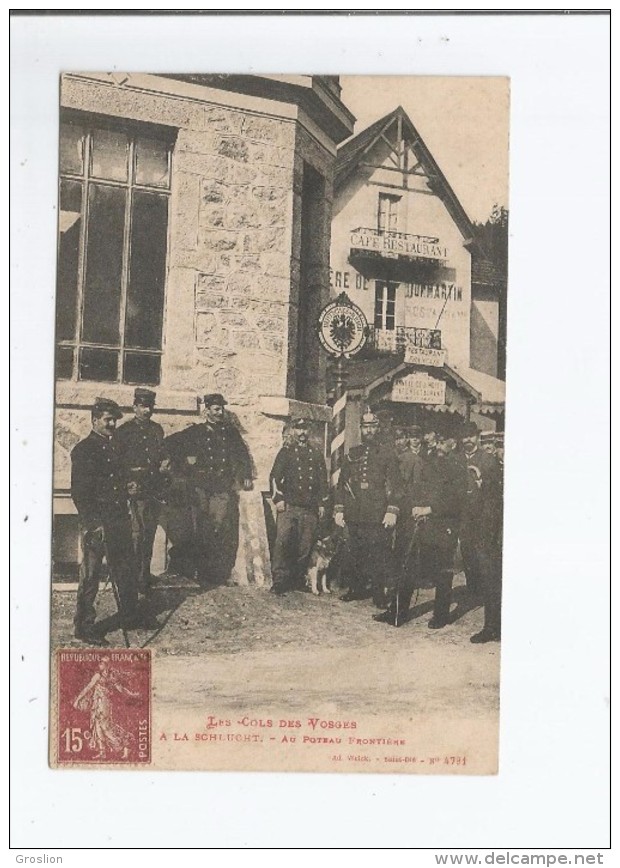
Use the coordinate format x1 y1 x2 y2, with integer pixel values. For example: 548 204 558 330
328 106 506 443
53 73 355 583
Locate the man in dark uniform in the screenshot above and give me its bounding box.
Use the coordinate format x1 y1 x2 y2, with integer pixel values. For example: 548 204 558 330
458 421 502 600
375 432 468 628
116 388 165 594
463 426 504 643
334 411 401 605
393 425 425 566
408 424 425 459
71 398 141 645
424 428 439 460
164 394 253 586
269 417 329 595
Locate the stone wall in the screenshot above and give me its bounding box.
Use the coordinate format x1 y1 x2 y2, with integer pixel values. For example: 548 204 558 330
55 75 341 584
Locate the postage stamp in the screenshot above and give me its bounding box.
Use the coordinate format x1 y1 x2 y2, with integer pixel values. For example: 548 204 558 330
52 649 151 766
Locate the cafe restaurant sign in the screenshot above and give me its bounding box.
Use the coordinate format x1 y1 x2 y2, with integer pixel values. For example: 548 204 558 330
391 372 446 405
350 229 448 262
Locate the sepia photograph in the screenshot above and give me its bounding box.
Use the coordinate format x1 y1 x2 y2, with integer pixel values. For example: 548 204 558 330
48 72 509 774
10 9 611 853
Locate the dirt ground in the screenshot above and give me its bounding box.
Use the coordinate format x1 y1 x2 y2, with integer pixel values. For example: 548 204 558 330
51 572 500 720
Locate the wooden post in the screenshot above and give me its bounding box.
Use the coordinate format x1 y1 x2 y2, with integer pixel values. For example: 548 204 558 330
330 354 348 488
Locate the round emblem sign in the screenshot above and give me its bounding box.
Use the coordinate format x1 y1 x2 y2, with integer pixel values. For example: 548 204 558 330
318 294 369 359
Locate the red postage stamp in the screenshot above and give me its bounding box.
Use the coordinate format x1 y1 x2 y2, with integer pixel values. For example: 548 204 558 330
53 649 151 766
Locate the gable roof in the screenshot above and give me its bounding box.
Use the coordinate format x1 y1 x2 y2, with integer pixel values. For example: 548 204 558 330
335 106 480 249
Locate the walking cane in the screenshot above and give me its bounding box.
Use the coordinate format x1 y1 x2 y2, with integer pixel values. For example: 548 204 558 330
101 530 131 649
394 516 425 628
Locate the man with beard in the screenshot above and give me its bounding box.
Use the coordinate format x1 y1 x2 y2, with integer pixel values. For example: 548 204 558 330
269 417 329 595
163 394 253 586
374 432 468 628
334 411 400 605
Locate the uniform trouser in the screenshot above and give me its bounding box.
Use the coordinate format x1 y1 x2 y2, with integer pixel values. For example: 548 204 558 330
193 489 239 585
345 522 394 602
128 497 159 592
391 534 457 622
159 478 196 578
271 504 318 589
459 519 482 595
478 545 502 634
75 518 138 632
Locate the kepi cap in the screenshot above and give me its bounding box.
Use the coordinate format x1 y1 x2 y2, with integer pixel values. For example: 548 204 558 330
134 387 156 406
291 416 310 428
409 424 423 437
203 393 228 407
93 397 123 419
361 411 380 426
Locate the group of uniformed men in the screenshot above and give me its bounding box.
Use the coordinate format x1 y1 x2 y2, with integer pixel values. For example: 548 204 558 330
269 412 503 643
70 389 503 647
71 390 251 646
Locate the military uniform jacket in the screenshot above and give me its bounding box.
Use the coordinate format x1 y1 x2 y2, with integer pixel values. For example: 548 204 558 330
115 417 165 495
71 432 130 530
270 443 328 510
165 422 252 494
335 443 401 524
412 455 468 551
459 448 502 545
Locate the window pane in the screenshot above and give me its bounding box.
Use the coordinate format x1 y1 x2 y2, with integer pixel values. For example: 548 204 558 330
123 352 161 386
135 137 170 187
79 347 119 382
55 346 74 380
387 286 396 301
125 191 168 350
59 123 85 175
386 317 395 331
90 128 129 181
56 179 83 341
82 184 126 345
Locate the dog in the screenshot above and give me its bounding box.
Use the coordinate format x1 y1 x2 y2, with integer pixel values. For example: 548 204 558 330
305 534 341 596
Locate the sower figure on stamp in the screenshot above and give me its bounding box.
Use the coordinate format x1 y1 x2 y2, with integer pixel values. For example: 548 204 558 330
375 433 468 628
164 394 253 587
71 399 153 646
269 417 329 596
116 388 166 595
334 411 401 605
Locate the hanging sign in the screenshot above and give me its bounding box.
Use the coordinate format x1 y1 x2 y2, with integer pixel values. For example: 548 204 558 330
391 372 446 404
403 346 447 367
318 292 368 359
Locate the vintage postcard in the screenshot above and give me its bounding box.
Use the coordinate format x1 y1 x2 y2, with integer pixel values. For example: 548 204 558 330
49 73 509 773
